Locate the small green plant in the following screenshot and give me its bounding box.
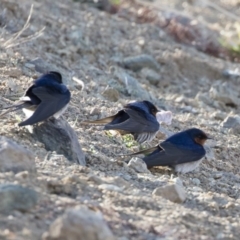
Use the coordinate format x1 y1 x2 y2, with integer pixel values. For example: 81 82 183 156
219 22 240 56
89 144 97 154
139 144 148 151
109 0 120 5
105 131 114 138
122 134 138 148
15 115 22 123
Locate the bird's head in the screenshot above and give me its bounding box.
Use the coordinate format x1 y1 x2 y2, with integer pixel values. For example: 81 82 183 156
143 100 159 117
187 128 211 146
49 71 62 83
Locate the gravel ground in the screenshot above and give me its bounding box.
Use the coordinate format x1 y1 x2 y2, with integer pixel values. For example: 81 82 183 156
0 0 240 239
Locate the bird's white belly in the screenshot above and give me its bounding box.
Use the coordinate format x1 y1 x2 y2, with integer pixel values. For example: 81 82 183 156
53 104 69 119
175 159 203 173
22 108 35 118
22 103 69 120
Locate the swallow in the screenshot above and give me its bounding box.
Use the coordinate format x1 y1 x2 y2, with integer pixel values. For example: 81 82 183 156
82 100 160 144
0 71 71 126
127 128 211 173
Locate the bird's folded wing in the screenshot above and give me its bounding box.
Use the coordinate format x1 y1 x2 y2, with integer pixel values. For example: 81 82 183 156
143 141 205 167
105 108 159 133
19 87 70 126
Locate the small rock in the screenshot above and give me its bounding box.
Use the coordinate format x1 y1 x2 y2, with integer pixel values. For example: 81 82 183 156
43 206 115 240
171 177 183 186
28 57 54 73
221 115 240 128
192 178 201 186
216 232 225 239
141 68 160 85
204 144 215 161
208 178 215 187
224 202 235 209
222 69 240 79
0 137 35 173
0 184 38 214
117 72 152 100
221 115 240 135
62 175 86 185
46 179 76 196
68 29 83 45
128 157 151 174
210 111 226 121
15 171 29 179
175 95 185 103
122 54 160 72
195 92 212 106
90 107 100 115
78 0 118 14
107 176 130 188
24 63 35 70
209 81 239 106
6 79 23 93
32 118 85 165
217 182 229 188
88 175 104 185
213 173 222 179
102 88 119 102
192 186 203 192
99 184 122 192
152 182 186 203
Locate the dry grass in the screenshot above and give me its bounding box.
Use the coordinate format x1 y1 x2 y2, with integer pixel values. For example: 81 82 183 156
1 4 45 49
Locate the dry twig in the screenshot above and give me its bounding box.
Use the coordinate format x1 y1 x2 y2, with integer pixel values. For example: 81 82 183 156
2 4 45 49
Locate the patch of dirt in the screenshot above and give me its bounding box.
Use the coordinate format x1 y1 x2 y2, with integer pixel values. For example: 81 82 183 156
0 0 240 239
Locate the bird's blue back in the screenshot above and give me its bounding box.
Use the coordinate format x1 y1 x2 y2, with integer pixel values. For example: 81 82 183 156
34 74 68 93
165 131 204 151
127 102 157 122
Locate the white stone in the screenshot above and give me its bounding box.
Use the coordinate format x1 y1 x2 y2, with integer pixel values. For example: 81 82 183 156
209 81 239 106
98 184 122 192
152 182 187 203
192 178 201 186
0 137 35 173
127 157 151 174
43 206 115 240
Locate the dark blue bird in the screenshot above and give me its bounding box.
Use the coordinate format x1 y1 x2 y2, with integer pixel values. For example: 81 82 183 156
127 128 210 173
0 71 71 126
82 100 160 144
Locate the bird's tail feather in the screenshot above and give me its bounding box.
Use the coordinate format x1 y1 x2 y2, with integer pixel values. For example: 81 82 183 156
81 116 114 125
0 102 27 117
118 146 159 157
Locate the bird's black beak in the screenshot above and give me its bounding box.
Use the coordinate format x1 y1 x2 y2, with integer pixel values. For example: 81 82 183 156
206 135 213 140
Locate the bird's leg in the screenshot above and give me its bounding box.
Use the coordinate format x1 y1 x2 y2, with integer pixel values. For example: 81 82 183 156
169 167 177 178
145 142 152 148
139 142 152 151
174 169 182 180
48 116 56 124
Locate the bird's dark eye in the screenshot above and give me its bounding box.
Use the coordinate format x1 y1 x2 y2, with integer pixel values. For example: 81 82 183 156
198 134 206 139
151 108 157 115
